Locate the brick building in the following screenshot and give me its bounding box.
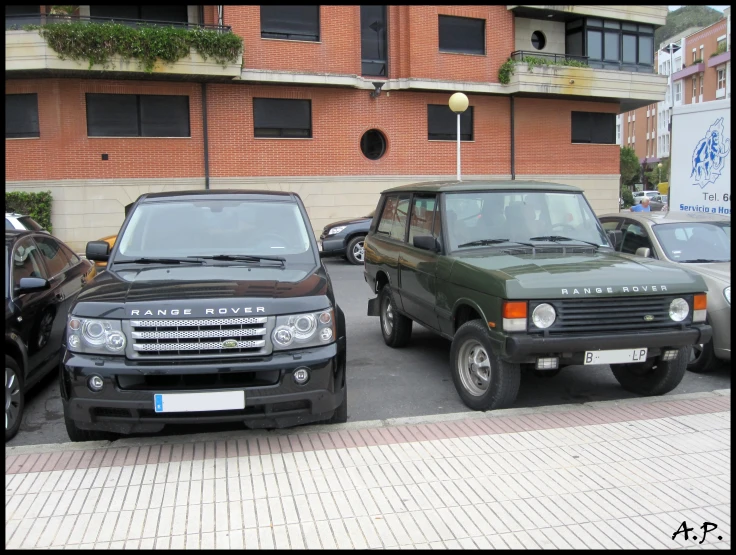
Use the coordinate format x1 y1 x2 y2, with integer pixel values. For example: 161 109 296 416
6 5 668 250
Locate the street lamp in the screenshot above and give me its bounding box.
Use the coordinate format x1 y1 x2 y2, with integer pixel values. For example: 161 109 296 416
449 92 469 181
657 162 663 185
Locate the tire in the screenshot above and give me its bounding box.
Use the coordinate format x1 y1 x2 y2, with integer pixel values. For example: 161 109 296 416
378 285 412 347
5 355 25 442
64 409 117 442
687 338 719 373
450 320 521 411
611 346 688 396
345 235 366 265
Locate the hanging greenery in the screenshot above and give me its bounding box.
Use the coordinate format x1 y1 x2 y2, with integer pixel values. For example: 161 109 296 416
499 55 589 83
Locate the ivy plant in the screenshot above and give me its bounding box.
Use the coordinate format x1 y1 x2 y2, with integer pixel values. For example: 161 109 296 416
498 55 588 83
23 21 243 73
5 191 54 232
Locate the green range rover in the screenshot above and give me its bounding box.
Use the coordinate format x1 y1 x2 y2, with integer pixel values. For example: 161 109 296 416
364 181 712 411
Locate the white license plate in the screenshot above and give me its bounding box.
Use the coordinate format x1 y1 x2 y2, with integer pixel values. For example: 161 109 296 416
584 348 648 365
153 391 245 413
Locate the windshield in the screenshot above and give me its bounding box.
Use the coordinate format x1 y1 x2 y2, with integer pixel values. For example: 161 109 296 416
652 221 731 262
444 191 609 251
115 199 315 263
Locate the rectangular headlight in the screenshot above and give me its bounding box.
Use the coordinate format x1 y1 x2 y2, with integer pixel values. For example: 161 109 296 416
272 309 336 351
67 316 127 355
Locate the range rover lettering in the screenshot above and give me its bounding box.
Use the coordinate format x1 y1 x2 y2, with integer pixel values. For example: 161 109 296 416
61 190 347 441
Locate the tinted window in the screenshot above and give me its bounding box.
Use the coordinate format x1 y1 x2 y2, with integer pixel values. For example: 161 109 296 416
408 196 436 245
61 244 81 264
571 111 616 144
17 216 44 231
438 15 485 55
5 219 13 230
587 30 602 60
35 236 73 276
361 5 387 76
600 220 620 231
377 195 399 235
6 94 40 138
12 237 47 290
428 105 473 141
653 222 730 262
390 197 410 242
86 94 190 137
253 98 312 138
622 34 637 63
89 5 188 23
260 6 320 41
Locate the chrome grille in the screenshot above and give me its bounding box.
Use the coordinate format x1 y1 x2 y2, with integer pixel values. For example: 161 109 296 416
529 295 692 335
127 316 273 359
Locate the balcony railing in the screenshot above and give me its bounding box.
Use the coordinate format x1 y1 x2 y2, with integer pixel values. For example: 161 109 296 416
511 51 655 73
5 14 232 33
510 51 589 65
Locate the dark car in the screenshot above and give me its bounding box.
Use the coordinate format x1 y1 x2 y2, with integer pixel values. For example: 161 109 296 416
364 181 711 412
5 230 94 441
62 190 347 441
318 211 374 265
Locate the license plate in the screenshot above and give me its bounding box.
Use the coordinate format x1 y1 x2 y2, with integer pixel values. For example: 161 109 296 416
584 348 648 365
153 391 245 413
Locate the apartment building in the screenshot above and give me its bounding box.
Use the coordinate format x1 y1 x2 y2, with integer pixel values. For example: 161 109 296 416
6 5 668 250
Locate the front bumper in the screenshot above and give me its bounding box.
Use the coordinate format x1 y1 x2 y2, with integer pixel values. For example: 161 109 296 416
503 325 712 363
61 342 345 434
318 235 347 257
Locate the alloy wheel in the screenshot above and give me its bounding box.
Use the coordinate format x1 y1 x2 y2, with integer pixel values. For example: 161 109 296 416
352 241 365 263
5 367 21 431
382 297 394 336
458 339 492 396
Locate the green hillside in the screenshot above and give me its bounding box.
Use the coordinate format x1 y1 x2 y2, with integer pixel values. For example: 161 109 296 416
656 5 724 45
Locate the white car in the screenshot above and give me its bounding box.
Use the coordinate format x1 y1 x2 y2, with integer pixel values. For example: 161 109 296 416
5 212 48 233
632 190 661 205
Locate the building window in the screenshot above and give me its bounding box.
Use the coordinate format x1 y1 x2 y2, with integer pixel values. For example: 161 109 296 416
253 98 312 138
571 111 616 144
438 15 485 55
531 30 546 50
6 94 40 138
692 49 696 64
360 6 387 76
692 77 697 98
717 67 726 90
89 5 189 24
360 129 387 160
700 74 704 96
427 104 473 141
86 94 190 137
699 45 704 61
260 6 320 41
569 18 654 72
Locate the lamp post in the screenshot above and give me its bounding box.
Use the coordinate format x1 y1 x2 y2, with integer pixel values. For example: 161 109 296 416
657 162 663 185
449 92 469 181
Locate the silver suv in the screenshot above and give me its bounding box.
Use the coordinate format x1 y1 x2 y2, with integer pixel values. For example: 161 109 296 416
5 212 48 233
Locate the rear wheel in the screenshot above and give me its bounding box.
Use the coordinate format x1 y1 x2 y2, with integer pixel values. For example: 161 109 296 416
346 235 366 265
611 347 688 396
379 285 412 347
5 356 25 442
450 321 520 411
64 409 117 442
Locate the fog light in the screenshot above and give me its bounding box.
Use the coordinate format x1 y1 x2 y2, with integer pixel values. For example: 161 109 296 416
535 357 559 370
661 349 680 361
88 375 104 392
68 335 81 349
293 367 310 385
320 328 333 342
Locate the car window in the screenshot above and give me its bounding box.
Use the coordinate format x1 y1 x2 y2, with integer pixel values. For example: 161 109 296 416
376 195 399 235
5 219 14 229
408 195 437 245
61 243 81 265
653 221 730 262
34 235 73 276
619 221 654 255
600 220 620 231
18 216 44 231
12 237 48 290
390 196 410 242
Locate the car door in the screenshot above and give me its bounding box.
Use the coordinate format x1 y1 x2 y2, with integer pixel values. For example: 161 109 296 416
371 193 410 310
31 234 78 372
10 236 56 381
399 194 440 329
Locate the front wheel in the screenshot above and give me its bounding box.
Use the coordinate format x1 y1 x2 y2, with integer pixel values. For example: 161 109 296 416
5 356 25 442
611 347 688 396
378 285 412 347
450 321 520 411
346 236 366 265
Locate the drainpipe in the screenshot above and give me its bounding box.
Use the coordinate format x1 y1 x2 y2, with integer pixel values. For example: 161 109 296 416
510 95 516 180
202 82 210 190
218 5 224 27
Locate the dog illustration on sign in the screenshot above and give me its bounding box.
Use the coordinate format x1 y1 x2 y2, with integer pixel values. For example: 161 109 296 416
691 117 730 189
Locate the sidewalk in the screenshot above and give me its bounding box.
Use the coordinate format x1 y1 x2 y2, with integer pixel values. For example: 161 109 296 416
6 390 731 550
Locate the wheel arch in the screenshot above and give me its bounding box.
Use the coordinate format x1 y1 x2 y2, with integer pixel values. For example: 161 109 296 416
452 299 488 334
5 333 28 379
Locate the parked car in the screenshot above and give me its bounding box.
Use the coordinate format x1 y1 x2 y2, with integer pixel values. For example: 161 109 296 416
599 210 730 373
632 190 662 205
62 189 347 441
318 211 374 265
5 212 48 234
364 180 712 412
5 229 95 441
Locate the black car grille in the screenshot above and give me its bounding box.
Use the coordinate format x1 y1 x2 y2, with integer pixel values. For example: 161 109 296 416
529 295 692 335
117 371 281 391
129 316 270 359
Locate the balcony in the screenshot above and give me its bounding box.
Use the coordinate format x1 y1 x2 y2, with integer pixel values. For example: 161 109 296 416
506 6 667 26
671 62 705 82
707 50 731 68
5 14 242 80
506 51 667 112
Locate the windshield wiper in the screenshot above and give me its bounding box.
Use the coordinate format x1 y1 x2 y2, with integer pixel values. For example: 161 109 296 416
529 236 602 248
193 254 285 265
678 258 723 263
457 238 535 248
114 257 204 265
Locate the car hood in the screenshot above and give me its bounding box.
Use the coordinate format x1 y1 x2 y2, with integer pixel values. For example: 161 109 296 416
323 216 372 230
450 249 708 299
72 263 333 318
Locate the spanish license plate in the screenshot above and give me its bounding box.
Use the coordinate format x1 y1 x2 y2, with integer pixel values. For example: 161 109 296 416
584 348 648 365
153 391 245 413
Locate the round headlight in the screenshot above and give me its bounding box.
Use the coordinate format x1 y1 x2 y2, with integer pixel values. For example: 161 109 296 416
273 326 294 347
320 328 333 342
82 320 107 346
531 303 556 329
292 314 317 339
725 286 731 305
106 331 126 352
669 298 689 322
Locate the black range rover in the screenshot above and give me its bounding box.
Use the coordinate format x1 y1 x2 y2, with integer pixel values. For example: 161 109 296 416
61 190 347 441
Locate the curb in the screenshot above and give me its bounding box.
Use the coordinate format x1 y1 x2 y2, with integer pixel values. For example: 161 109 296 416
5 388 731 457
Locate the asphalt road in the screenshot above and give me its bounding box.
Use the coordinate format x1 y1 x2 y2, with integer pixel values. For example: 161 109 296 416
8 258 730 447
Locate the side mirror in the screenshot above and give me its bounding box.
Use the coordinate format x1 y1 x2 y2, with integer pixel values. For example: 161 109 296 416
635 247 652 258
15 277 50 294
86 241 110 262
607 230 622 248
413 235 439 252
